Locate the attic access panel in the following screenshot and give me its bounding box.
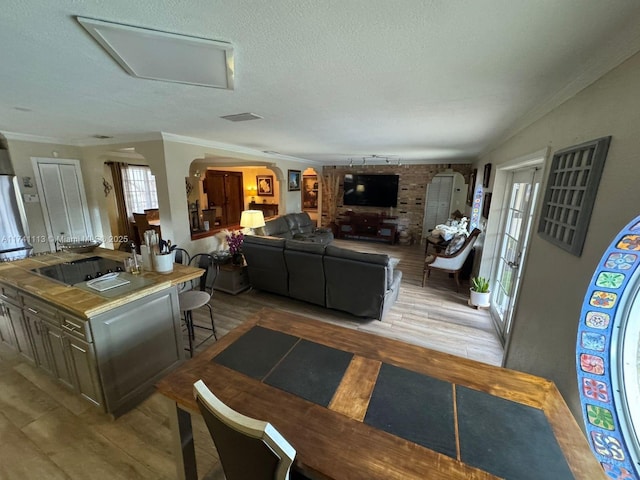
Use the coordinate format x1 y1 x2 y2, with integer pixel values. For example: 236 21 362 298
537 136 611 256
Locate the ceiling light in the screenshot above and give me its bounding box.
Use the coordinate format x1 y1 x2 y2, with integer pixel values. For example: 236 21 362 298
77 17 234 89
222 113 263 122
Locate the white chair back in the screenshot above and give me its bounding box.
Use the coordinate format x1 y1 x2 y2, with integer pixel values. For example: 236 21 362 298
193 380 296 480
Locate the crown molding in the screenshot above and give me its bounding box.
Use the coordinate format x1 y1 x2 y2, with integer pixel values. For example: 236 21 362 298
1 131 70 145
75 132 163 146
160 132 315 165
0 130 163 147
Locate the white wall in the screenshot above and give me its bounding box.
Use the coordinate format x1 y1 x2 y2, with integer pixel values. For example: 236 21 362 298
3 140 83 253
479 49 640 423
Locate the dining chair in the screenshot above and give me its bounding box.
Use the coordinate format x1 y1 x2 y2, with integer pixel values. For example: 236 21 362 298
193 379 296 480
144 208 160 222
178 253 218 356
422 228 481 292
173 247 190 267
133 212 161 241
117 242 132 253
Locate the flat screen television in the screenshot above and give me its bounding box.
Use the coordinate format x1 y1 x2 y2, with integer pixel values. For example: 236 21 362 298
343 174 399 208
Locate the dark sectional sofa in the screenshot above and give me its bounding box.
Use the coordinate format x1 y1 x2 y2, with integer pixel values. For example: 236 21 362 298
258 212 334 244
242 234 402 320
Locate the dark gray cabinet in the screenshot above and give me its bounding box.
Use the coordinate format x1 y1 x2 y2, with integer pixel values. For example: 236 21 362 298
2 281 183 416
11 305 36 364
23 297 74 387
90 288 181 414
0 284 20 349
26 315 55 376
0 300 17 347
0 289 36 364
66 335 102 407
23 297 102 406
43 322 75 390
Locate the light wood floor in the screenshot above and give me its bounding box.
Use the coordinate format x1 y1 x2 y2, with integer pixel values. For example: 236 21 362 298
0 239 503 480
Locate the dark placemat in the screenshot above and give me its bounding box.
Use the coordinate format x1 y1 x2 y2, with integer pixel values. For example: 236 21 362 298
457 386 574 480
264 340 353 406
213 326 299 380
364 363 456 458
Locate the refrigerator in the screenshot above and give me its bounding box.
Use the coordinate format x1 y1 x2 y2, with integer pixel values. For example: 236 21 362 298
0 154 33 261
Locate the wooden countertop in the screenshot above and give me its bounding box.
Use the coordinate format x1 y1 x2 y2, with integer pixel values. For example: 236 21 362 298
0 249 203 319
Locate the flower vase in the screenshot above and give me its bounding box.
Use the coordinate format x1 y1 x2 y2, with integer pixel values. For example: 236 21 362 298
232 253 244 266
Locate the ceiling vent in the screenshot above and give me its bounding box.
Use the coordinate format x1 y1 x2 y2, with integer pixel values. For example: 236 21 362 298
77 17 234 90
221 113 263 122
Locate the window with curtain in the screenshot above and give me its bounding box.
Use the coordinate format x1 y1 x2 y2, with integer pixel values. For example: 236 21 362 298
121 165 158 219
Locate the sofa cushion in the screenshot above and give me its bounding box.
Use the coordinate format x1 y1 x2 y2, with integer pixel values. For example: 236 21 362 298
242 234 289 296
284 239 326 306
284 214 299 232
295 213 314 231
298 224 314 234
325 246 399 290
325 245 389 266
285 239 326 254
283 212 314 234
243 234 286 248
445 234 466 255
262 216 290 237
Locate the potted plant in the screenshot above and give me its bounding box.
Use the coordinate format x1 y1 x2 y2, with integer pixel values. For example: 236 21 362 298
226 231 245 265
470 276 491 307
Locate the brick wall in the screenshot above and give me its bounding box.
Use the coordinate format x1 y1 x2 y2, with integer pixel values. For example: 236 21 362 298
320 164 473 239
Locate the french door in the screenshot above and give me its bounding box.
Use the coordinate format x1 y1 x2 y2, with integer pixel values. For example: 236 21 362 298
491 167 543 341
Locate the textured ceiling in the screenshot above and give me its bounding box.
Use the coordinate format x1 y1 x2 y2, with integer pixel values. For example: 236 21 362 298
2 0 640 164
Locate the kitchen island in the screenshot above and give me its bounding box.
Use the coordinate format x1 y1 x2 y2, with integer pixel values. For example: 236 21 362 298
0 249 203 416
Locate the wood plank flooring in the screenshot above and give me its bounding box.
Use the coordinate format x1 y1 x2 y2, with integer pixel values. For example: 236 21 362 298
0 239 503 479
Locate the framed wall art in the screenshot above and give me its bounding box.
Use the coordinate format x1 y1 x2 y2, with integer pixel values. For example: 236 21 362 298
256 175 274 196
288 170 301 191
466 168 477 206
483 192 492 219
302 175 318 210
483 163 492 188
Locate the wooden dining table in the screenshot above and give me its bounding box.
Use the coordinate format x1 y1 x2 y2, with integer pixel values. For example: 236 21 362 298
156 308 605 480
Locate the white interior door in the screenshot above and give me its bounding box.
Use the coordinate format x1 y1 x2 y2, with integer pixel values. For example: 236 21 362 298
32 158 92 251
423 175 453 238
491 167 542 340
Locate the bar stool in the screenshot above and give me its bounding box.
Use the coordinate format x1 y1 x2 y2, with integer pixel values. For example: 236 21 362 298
178 253 218 356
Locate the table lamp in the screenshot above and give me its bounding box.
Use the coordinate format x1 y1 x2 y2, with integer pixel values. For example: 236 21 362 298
240 210 266 234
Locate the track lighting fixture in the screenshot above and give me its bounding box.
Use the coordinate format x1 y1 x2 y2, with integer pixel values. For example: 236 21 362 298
347 154 401 166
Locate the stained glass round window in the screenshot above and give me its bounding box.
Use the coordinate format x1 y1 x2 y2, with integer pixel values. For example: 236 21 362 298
577 215 640 479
